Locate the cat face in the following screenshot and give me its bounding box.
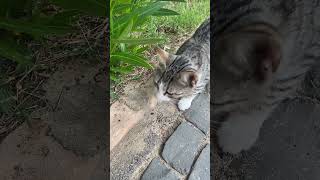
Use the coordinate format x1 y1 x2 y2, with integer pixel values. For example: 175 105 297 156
153 48 198 102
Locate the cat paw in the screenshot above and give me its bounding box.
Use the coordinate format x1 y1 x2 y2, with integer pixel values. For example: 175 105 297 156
217 119 260 154
178 98 192 111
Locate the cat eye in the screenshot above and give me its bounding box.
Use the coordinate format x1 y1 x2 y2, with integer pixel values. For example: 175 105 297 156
165 92 180 100
166 91 182 96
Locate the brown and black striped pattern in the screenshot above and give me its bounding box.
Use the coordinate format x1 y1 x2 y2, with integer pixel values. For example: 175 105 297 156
154 18 210 102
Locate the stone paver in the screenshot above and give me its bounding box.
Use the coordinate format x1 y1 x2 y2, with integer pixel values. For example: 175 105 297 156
141 157 180 180
139 92 211 179
235 99 320 180
188 144 210 180
162 122 205 175
185 93 210 134
110 101 180 180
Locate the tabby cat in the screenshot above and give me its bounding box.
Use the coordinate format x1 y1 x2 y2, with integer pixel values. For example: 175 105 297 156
212 0 319 154
154 18 210 111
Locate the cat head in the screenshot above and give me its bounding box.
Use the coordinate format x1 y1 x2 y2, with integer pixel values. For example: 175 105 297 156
213 23 283 112
214 23 282 83
153 48 198 102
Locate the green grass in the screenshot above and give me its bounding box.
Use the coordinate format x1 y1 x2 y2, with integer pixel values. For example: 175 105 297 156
110 0 210 103
144 0 210 43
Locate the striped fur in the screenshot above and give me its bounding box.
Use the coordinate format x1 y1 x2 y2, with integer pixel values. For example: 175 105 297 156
213 0 320 154
154 19 210 111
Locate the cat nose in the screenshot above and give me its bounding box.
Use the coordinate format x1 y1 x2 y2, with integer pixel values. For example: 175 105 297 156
255 59 272 82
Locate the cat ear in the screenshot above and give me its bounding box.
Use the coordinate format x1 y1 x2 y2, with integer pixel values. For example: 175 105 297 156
179 71 198 88
155 48 170 65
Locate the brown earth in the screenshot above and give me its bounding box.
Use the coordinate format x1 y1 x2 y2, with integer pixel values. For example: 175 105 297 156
0 59 107 180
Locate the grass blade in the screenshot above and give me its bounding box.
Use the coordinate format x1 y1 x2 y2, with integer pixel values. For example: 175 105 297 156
152 8 180 16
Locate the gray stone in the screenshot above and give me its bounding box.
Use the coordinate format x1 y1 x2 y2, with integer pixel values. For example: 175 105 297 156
235 99 320 180
141 157 180 180
110 102 181 180
185 93 210 134
189 145 210 180
162 122 205 175
110 131 161 180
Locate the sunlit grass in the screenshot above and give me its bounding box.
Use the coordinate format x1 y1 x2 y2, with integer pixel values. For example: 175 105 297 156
143 0 210 43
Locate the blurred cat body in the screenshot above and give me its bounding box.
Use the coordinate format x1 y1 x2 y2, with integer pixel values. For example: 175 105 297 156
213 1 319 154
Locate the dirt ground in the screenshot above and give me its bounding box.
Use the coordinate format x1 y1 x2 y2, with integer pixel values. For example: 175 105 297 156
0 59 107 180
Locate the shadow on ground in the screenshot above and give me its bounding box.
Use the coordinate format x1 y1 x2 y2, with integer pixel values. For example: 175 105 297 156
0 59 107 180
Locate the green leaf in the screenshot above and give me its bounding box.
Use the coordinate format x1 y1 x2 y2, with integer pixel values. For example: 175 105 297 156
114 2 164 33
134 2 165 17
49 0 107 17
113 3 131 13
152 8 180 16
115 0 131 4
132 16 148 29
0 35 33 65
115 38 164 45
119 43 126 52
111 52 153 69
134 46 148 53
157 0 186 2
118 18 133 40
111 16 134 53
111 14 130 36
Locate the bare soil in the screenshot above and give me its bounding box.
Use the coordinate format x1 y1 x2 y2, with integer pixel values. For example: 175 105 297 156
0 59 107 180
